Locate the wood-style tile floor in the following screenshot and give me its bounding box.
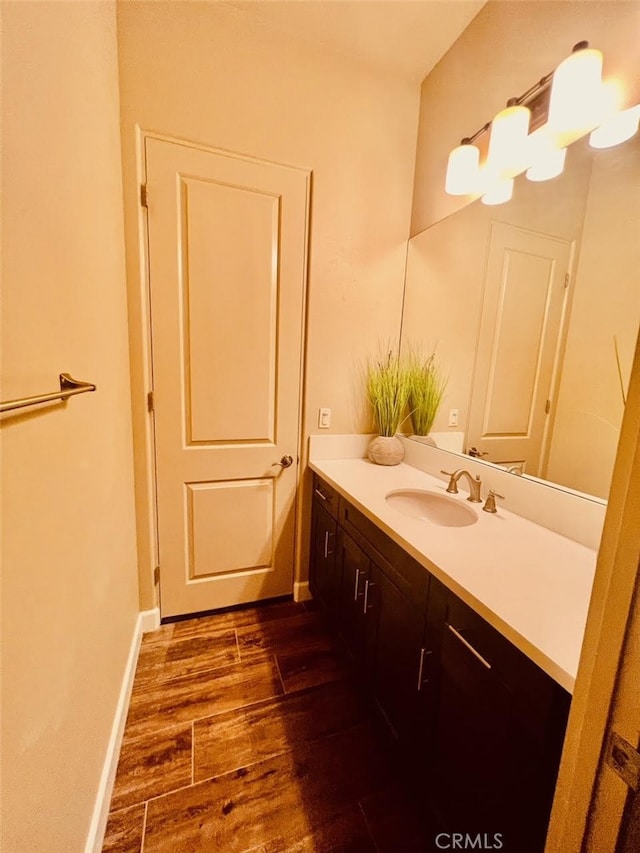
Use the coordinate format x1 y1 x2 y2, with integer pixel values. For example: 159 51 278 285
102 599 427 852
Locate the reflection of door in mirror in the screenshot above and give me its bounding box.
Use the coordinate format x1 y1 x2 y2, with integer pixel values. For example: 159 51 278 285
467 223 573 476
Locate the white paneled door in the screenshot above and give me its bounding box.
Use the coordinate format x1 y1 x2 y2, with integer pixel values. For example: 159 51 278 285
467 222 573 475
145 137 309 618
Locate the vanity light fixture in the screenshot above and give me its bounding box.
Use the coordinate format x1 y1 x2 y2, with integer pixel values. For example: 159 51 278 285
526 127 567 182
481 178 514 206
589 103 640 149
547 41 605 144
445 138 482 195
444 41 640 204
486 101 532 180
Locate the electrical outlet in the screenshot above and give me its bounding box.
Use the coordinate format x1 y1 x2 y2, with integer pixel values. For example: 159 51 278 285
318 407 331 429
448 408 459 427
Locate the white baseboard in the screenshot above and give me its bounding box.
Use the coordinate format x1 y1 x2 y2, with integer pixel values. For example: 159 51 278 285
140 607 161 633
293 580 312 602
85 612 144 853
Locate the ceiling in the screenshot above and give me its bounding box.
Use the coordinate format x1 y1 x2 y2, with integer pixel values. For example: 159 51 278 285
219 0 487 82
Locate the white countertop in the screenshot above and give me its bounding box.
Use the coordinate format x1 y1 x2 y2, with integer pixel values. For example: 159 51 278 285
309 457 597 693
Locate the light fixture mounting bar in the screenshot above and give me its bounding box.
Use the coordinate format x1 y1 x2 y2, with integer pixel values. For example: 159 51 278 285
457 41 591 146
460 71 554 146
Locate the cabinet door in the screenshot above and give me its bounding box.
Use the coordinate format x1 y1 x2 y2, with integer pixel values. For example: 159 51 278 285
309 500 339 616
429 619 554 853
339 531 377 679
370 562 428 752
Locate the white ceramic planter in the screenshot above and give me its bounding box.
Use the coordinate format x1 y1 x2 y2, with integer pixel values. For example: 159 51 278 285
367 435 404 466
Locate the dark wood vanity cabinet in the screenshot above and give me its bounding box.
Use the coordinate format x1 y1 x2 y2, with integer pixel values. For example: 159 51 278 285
337 529 378 677
429 582 571 851
310 473 571 852
308 480 340 622
368 560 431 750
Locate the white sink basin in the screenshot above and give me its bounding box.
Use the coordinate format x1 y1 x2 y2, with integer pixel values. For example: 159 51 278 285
385 489 478 527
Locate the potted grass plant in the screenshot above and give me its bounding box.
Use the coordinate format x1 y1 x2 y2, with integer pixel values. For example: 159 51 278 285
407 350 447 444
366 348 411 465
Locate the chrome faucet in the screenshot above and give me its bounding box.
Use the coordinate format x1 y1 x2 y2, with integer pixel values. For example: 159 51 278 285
440 469 483 503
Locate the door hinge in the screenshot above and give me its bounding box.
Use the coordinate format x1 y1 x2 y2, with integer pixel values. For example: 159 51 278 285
564 272 570 288
545 399 551 414
147 391 154 413
606 731 640 792
140 184 148 208
154 566 160 586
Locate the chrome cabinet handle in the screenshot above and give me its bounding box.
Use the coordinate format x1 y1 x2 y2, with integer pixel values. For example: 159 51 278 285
273 454 294 468
417 647 432 691
447 624 492 670
323 530 334 558
353 568 363 601
363 579 375 614
314 488 328 501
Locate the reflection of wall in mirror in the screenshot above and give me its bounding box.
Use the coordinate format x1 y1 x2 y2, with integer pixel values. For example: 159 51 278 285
544 142 640 498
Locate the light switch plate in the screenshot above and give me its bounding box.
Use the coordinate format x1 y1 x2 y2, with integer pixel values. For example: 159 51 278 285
318 407 331 429
448 408 459 427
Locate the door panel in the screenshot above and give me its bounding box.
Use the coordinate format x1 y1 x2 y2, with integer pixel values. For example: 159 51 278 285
183 177 278 443
186 480 273 577
486 251 556 435
146 137 309 617
467 222 572 474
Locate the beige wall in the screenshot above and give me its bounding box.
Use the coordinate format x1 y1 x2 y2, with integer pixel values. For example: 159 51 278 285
1 3 139 850
116 1 420 607
411 0 640 235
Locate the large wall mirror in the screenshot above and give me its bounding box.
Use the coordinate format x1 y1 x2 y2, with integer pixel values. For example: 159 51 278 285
401 133 640 502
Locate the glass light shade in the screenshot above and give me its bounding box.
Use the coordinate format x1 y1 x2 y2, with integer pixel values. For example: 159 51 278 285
486 105 531 179
526 147 566 182
548 47 604 141
481 178 514 206
526 127 567 181
445 143 481 195
589 104 640 148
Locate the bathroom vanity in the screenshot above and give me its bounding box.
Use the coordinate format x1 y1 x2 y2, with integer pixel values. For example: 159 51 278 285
308 451 597 852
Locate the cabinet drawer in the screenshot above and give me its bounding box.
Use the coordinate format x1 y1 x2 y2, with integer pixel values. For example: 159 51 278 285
312 474 339 520
339 499 430 610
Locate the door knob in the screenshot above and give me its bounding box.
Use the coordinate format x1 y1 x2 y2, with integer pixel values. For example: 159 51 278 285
273 454 294 469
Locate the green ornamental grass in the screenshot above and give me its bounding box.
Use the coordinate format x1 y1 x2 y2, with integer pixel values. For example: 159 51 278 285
407 351 447 437
366 350 412 437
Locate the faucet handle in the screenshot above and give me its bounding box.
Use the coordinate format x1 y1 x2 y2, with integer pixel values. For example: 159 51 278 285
440 470 458 494
483 489 505 514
